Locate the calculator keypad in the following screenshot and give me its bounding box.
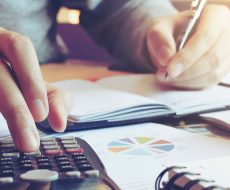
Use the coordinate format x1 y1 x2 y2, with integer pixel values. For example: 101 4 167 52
0 137 99 183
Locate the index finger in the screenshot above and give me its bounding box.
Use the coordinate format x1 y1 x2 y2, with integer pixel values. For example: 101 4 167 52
0 28 48 122
167 5 230 78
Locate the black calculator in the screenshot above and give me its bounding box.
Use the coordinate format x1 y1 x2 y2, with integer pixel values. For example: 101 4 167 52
0 136 121 190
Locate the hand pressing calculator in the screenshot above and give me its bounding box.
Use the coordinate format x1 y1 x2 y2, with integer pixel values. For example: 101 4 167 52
0 136 120 190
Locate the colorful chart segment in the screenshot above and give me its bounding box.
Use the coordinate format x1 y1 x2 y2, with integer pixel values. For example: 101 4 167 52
108 137 174 156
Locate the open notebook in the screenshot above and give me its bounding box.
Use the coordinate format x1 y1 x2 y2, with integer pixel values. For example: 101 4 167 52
38 74 230 131
157 156 230 190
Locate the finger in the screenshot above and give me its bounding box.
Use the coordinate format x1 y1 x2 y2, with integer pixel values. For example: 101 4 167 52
0 28 48 122
0 60 39 152
161 54 230 89
164 26 230 82
147 18 176 68
147 11 190 69
167 5 230 78
46 84 73 132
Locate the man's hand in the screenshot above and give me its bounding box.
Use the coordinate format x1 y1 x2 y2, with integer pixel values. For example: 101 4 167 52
0 28 72 152
147 4 230 89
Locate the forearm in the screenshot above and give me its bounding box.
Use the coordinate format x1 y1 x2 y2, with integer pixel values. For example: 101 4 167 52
80 0 177 72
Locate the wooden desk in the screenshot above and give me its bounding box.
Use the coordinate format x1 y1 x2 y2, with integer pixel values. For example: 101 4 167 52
41 59 127 82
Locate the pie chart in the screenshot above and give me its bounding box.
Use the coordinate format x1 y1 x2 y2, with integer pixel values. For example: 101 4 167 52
107 137 174 156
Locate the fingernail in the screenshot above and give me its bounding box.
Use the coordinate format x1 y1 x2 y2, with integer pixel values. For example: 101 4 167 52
168 63 184 78
156 46 173 66
32 99 47 121
17 128 39 151
157 68 168 81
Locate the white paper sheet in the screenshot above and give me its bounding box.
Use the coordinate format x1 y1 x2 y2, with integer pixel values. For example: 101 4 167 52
0 114 10 140
59 123 230 190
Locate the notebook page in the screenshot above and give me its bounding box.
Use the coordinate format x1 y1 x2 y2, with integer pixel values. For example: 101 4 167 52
52 80 172 122
97 74 230 115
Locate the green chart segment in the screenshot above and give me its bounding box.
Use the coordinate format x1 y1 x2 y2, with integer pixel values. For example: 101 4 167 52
107 137 174 156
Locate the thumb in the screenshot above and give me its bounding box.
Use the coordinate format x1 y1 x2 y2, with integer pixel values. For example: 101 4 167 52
147 18 177 68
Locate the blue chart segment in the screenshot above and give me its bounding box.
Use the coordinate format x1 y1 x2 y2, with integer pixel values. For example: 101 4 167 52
107 137 174 156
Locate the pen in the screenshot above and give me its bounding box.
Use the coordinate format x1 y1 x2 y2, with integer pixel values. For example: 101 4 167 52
176 0 207 51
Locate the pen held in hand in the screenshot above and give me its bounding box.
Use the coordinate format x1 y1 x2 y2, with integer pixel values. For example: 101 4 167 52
176 0 207 51
163 0 207 80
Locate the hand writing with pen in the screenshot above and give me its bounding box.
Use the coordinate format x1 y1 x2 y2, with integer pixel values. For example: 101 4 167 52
147 2 230 89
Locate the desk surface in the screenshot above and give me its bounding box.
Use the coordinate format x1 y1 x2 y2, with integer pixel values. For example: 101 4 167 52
41 59 127 83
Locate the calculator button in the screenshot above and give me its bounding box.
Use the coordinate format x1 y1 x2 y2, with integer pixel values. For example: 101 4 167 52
85 170 100 178
65 171 81 178
59 165 74 172
66 148 83 154
57 161 71 166
20 169 59 182
19 164 34 171
78 164 93 171
60 137 75 140
0 165 13 170
73 154 86 160
43 145 60 150
41 138 56 142
61 140 76 144
63 144 80 149
0 162 13 166
0 170 14 177
55 155 68 162
1 148 18 153
41 141 57 146
1 140 14 144
38 163 52 169
24 151 41 157
0 177 13 183
75 159 88 164
0 157 12 162
36 158 49 163
2 152 19 158
18 159 32 164
1 143 15 148
45 149 63 155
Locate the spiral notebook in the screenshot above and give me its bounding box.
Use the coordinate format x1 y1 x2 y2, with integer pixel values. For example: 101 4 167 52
156 156 230 190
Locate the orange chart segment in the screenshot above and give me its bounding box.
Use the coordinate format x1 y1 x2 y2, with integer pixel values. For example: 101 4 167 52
108 147 131 153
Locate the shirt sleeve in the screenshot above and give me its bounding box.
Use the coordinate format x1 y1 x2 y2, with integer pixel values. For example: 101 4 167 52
64 0 177 72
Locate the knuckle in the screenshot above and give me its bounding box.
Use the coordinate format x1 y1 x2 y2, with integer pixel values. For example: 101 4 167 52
20 74 37 89
147 24 159 39
5 104 30 121
7 33 32 53
148 19 167 37
209 52 221 69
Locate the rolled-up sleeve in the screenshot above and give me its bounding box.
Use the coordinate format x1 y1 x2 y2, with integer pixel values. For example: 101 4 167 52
64 0 177 72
